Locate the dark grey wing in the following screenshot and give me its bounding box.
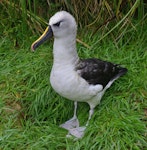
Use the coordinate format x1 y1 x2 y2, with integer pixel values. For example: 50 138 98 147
76 58 128 88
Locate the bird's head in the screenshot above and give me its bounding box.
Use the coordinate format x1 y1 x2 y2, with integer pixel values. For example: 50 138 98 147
31 11 77 51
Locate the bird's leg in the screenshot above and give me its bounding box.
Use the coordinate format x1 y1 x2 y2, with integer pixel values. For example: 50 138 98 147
73 101 78 119
86 105 95 127
68 105 95 139
60 101 79 130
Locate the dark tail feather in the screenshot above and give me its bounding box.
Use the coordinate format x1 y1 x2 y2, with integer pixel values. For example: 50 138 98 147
111 66 128 81
118 67 128 77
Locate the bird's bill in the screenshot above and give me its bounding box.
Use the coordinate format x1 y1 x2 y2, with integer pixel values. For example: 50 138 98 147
31 26 53 51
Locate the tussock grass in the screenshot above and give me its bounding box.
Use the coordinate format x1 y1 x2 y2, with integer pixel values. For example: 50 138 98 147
0 0 147 149
0 19 147 149
1 0 145 46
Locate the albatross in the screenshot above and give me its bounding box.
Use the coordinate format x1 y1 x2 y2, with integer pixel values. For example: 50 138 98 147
31 11 128 138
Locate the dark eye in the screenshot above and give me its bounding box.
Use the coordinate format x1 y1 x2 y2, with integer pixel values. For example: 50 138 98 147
53 22 61 27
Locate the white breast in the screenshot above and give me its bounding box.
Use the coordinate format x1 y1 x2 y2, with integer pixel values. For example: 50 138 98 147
50 63 103 102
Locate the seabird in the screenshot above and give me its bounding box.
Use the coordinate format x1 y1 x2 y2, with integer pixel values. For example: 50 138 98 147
31 11 128 138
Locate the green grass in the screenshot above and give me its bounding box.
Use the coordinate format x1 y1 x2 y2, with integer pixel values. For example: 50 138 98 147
0 19 147 149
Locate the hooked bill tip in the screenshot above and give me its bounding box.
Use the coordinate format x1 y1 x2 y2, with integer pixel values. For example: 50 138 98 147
31 43 35 52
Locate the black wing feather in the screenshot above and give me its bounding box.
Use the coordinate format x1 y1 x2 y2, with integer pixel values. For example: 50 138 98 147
76 58 128 88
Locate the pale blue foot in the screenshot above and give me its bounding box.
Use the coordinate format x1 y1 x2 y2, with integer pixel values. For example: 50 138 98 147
67 126 86 139
60 116 79 130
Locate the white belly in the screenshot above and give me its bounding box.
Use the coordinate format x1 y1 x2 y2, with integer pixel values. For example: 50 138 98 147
50 65 103 103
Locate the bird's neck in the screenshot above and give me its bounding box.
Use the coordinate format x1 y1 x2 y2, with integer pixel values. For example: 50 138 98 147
53 35 79 66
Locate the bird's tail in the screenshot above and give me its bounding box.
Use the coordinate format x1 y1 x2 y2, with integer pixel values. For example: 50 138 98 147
103 65 128 90
112 66 128 81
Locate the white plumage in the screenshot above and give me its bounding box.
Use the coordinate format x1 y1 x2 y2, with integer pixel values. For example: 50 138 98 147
31 11 127 138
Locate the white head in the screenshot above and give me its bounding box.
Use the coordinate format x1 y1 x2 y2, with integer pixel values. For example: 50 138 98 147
31 11 77 50
49 11 77 38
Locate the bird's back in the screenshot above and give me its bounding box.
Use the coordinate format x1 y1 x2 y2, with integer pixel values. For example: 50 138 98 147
76 58 128 88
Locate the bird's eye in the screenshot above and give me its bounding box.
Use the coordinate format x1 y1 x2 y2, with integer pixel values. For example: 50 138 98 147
53 22 61 27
